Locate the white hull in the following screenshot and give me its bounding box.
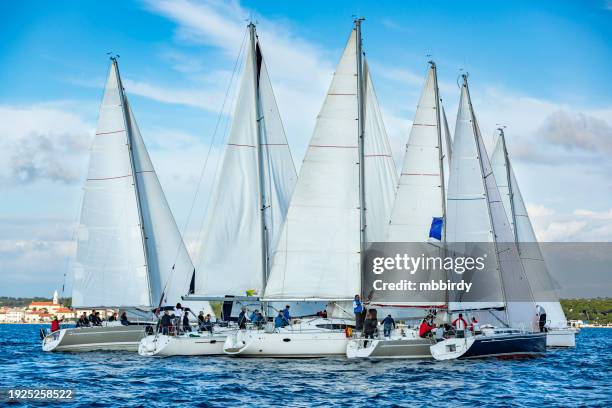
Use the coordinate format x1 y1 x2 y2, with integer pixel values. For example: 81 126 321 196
223 318 352 358
546 328 576 347
138 332 227 356
346 329 433 359
42 323 151 352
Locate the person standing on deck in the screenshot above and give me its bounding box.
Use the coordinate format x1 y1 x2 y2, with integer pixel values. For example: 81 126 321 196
238 307 248 329
381 314 396 338
353 295 364 330
536 305 547 332
50 316 63 333
452 313 468 338
283 305 291 322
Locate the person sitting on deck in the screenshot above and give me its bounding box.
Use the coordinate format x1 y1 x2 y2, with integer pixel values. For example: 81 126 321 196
283 305 291 322
77 312 89 328
50 315 63 333
88 310 97 324
452 313 468 338
93 312 102 326
183 312 192 332
249 309 259 323
238 307 248 329
381 314 396 338
160 310 173 335
274 311 289 328
419 318 435 338
197 311 205 328
199 314 213 333
255 312 265 328
108 312 118 322
120 312 130 326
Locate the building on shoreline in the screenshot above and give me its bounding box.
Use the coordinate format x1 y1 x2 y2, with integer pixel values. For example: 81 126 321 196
0 290 114 324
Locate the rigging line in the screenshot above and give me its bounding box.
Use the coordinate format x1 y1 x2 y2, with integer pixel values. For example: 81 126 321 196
194 28 249 276
158 27 249 306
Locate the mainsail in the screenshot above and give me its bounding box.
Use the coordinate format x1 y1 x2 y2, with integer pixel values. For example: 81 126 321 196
490 129 567 328
73 59 195 308
264 21 396 301
194 24 297 298
447 76 536 329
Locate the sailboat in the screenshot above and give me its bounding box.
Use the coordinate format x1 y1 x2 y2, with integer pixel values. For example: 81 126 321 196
347 61 452 359
43 57 198 352
222 19 398 357
490 128 576 347
139 23 306 356
429 75 546 360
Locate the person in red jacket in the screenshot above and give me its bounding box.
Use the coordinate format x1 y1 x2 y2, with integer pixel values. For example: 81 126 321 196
452 313 468 337
419 318 435 338
50 316 63 333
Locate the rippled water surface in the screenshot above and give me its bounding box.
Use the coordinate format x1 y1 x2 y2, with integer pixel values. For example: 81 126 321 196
1 325 610 407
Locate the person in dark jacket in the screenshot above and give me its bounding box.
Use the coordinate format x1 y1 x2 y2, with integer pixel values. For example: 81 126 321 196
93 312 102 326
88 310 96 324
120 312 130 326
77 312 90 328
199 314 213 332
363 309 378 344
108 312 118 322
183 312 192 332
238 307 248 329
160 310 173 335
381 314 396 338
283 305 291 322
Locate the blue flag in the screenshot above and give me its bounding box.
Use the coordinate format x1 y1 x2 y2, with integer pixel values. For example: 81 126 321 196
429 217 443 241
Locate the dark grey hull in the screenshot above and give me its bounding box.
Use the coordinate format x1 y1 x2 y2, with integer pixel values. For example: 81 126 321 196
42 324 153 352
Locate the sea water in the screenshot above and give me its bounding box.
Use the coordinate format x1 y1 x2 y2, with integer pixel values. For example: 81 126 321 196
1 325 610 407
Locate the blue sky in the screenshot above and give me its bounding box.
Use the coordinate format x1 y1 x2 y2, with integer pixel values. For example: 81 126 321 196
1 0 611 296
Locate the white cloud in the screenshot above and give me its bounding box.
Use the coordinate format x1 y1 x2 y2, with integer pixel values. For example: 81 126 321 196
526 203 556 217
0 104 93 185
573 208 612 220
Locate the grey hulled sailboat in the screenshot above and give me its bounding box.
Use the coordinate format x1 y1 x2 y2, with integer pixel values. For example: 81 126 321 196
43 58 198 352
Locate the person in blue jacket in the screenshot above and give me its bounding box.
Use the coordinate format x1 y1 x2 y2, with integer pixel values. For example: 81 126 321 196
283 305 291 322
274 310 289 328
381 314 396 338
353 294 364 330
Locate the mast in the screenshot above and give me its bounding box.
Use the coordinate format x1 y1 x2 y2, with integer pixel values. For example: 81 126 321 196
355 18 366 274
430 61 447 243
112 57 153 306
463 74 509 326
248 23 270 291
499 127 520 251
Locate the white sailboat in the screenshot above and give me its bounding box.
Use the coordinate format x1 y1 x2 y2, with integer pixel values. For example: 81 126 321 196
43 57 199 352
347 61 451 359
223 19 398 357
430 75 546 360
139 23 302 356
490 128 576 347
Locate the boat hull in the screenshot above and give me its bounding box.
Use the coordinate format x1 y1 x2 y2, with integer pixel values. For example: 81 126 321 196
546 328 576 348
138 332 227 356
346 337 433 359
431 331 546 360
224 329 349 358
42 324 151 352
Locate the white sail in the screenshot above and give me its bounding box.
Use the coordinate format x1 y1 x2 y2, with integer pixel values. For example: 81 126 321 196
264 30 361 301
490 132 567 328
126 98 196 306
73 61 150 308
387 65 444 243
363 62 398 242
195 32 296 298
448 78 536 330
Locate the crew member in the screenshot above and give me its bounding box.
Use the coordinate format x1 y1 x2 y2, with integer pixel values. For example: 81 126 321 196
419 318 435 338
536 304 547 332
381 314 396 338
353 295 364 331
